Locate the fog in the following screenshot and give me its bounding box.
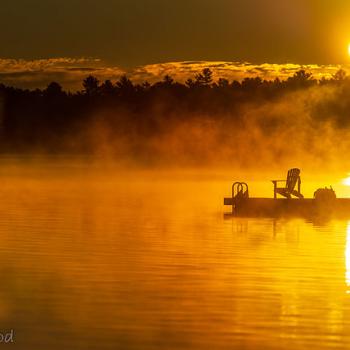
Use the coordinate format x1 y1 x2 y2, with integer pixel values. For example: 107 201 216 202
78 84 350 176
2 70 350 179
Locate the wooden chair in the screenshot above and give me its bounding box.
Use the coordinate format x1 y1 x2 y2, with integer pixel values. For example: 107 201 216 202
272 168 304 199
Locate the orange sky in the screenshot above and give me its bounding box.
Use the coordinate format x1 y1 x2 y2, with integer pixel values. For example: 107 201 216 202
2 1 350 89
2 0 350 66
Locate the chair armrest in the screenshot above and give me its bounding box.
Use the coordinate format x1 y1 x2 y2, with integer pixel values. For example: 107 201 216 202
271 180 286 183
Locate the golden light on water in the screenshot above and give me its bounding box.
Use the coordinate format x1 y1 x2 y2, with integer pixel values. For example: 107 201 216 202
343 175 350 186
346 222 350 293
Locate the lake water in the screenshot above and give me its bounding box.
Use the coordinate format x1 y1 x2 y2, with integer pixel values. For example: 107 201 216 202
0 159 350 349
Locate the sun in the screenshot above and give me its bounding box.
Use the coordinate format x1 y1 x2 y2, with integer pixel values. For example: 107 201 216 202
348 43 350 57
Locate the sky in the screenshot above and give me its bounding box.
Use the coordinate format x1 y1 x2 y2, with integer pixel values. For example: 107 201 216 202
1 0 350 89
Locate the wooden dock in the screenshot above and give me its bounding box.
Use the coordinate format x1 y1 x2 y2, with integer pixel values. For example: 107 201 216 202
224 197 350 218
225 174 350 218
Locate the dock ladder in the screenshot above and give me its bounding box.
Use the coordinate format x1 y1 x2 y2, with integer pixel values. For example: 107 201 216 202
232 182 249 213
231 182 249 213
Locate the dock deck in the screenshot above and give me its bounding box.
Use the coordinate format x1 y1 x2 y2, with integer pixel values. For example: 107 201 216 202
224 197 350 218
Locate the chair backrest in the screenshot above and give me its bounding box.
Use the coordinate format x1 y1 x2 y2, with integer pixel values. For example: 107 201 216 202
286 168 300 192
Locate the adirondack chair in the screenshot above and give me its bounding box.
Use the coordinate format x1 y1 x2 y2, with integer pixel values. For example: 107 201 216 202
272 168 304 199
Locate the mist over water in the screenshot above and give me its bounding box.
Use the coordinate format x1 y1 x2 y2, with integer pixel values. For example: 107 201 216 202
0 158 348 349
3 0 350 347
2 69 350 175
70 78 350 172
2 68 350 349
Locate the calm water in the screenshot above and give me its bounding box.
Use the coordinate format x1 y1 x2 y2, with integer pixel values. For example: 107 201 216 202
0 160 350 349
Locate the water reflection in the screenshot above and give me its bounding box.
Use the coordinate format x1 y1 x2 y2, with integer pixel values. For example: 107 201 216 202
346 222 350 293
0 163 348 349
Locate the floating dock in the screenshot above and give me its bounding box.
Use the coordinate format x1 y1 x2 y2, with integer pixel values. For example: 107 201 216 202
224 197 350 218
224 181 350 218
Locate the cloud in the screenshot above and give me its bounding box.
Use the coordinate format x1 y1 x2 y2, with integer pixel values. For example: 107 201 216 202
132 61 346 85
0 58 125 91
0 58 347 90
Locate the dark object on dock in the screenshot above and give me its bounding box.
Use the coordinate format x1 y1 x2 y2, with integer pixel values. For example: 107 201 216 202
313 187 337 216
224 169 350 218
272 168 303 199
314 187 336 201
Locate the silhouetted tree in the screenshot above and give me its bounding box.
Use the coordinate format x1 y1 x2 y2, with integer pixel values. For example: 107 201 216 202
116 75 134 92
333 69 347 81
185 78 195 88
153 75 175 89
217 78 229 88
44 82 64 97
195 68 213 86
100 79 115 96
241 77 263 90
83 75 100 96
286 70 316 89
0 67 349 157
163 75 174 85
142 81 151 90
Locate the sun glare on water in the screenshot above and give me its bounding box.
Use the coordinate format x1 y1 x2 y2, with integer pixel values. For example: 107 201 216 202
343 175 350 186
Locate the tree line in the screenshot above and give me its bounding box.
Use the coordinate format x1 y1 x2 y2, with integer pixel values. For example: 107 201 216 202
0 68 349 159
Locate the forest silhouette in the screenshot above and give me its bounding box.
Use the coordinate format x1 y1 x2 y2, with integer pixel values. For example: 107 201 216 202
1 68 350 168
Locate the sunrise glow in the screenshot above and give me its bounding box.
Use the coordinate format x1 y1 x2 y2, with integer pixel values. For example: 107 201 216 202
5 1 350 349
343 176 350 186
